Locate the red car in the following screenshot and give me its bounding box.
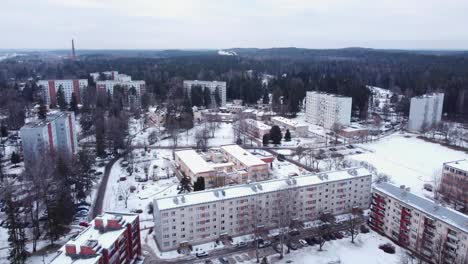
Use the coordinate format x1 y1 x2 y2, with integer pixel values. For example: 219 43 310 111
79 222 90 227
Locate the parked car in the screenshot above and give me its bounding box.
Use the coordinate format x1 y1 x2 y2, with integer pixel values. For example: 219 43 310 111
289 229 300 236
334 232 344 239
329 233 337 240
236 241 248 248
423 183 433 192
195 251 209 258
323 234 332 241
304 237 315 246
258 240 272 248
218 257 229 264
298 239 308 247
79 222 90 227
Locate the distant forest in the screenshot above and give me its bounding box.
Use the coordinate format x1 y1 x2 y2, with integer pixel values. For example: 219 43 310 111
0 47 467 121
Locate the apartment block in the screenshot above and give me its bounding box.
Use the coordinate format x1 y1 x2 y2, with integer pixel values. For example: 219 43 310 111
305 91 352 129
242 118 271 139
38 79 88 106
20 111 77 165
183 80 227 107
440 160 468 205
174 145 271 188
408 93 444 132
154 167 372 251
50 212 141 264
370 183 468 264
270 116 309 137
94 71 146 106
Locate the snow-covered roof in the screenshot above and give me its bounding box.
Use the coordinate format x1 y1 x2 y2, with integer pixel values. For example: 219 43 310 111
175 149 214 174
155 167 371 211
49 212 138 264
271 116 308 128
244 118 271 130
221 144 266 167
444 159 468 173
374 183 468 232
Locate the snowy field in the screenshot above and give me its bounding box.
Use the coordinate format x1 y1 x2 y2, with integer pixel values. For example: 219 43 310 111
352 133 467 196
268 231 403 264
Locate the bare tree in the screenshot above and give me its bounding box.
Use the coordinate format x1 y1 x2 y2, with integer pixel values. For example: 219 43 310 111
347 207 363 243
195 127 210 152
331 122 343 145
119 182 131 208
432 168 442 201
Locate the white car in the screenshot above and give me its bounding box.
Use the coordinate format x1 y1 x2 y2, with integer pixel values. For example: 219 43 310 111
298 239 308 247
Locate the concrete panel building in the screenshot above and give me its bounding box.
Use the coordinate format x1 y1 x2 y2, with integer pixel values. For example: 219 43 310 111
50 212 141 264
154 167 372 251
183 80 227 107
20 111 77 166
38 79 88 106
440 160 468 206
94 71 146 106
408 93 444 132
270 116 309 137
370 183 468 264
305 92 352 129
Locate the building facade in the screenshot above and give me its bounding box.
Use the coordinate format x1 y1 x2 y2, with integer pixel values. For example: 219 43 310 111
154 167 372 251
305 92 352 129
50 212 141 264
38 79 88 106
408 93 444 132
20 111 77 166
183 80 227 107
93 71 146 106
440 160 468 206
370 183 468 264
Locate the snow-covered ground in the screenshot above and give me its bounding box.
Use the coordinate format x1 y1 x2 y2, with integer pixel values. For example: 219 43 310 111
352 132 467 196
266 231 404 264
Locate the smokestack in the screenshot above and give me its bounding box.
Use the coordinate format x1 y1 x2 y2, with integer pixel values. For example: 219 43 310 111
72 39 76 59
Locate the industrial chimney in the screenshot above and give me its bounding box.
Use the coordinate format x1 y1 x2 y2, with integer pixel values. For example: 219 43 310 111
71 39 76 59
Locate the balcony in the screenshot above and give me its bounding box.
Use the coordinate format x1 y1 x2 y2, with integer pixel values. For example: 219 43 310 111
447 232 458 241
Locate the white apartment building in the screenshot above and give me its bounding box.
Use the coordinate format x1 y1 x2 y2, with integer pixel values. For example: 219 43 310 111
20 111 78 166
305 92 352 129
270 116 309 137
38 79 88 106
408 93 444 132
183 80 227 107
370 183 468 264
154 167 372 251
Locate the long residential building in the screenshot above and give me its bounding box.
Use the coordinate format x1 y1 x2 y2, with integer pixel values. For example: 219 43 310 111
370 183 468 264
408 93 444 132
50 212 141 264
20 111 78 166
154 167 372 251
440 160 468 206
305 91 352 129
183 80 227 107
38 79 88 106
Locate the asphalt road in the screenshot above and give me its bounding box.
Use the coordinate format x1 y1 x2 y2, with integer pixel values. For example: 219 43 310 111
91 156 120 218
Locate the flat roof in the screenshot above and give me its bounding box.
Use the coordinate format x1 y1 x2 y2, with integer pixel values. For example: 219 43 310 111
444 159 468 173
50 212 138 264
271 116 308 128
156 167 371 211
374 183 468 233
221 144 266 167
306 91 351 98
245 119 271 130
175 149 214 174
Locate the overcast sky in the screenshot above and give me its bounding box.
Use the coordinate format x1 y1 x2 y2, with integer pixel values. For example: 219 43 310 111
1 0 468 50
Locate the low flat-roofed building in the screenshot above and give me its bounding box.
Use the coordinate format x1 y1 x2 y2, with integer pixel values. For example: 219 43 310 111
220 144 269 181
271 116 309 137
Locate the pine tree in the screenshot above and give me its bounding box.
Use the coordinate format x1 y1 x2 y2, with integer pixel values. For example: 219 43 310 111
11 152 20 166
178 175 192 194
269 125 282 145
56 86 67 110
69 92 78 114
5 190 28 264
262 133 270 146
193 177 205 191
37 102 47 120
203 87 212 108
214 87 222 107
190 85 204 107
181 93 194 129
1 122 8 138
284 129 291 141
